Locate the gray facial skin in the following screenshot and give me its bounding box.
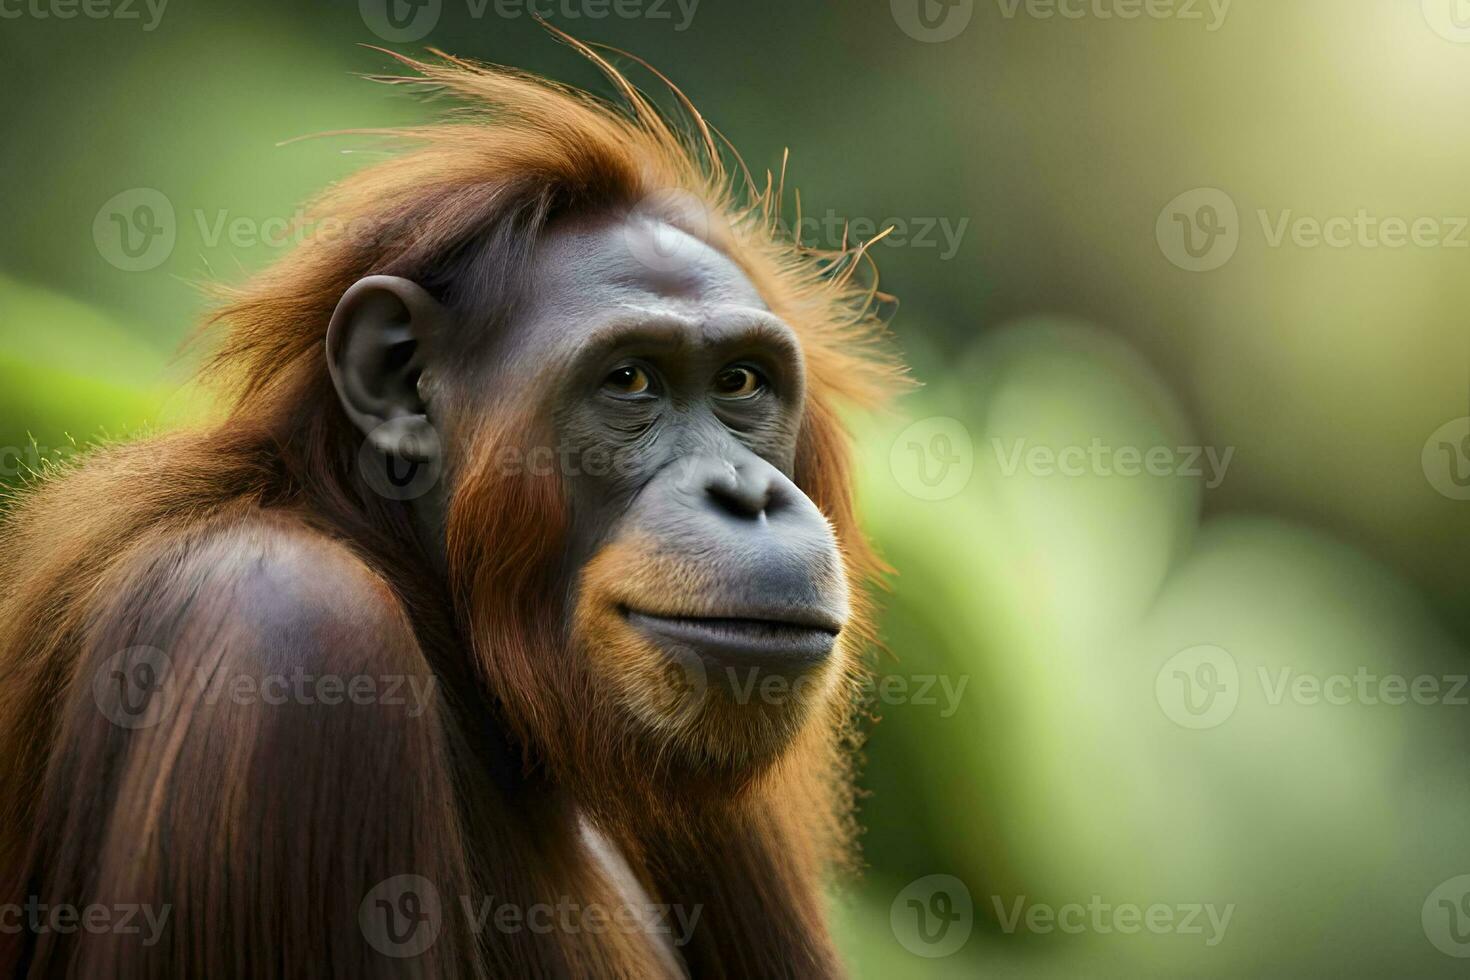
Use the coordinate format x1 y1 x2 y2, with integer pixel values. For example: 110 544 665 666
330 210 849 673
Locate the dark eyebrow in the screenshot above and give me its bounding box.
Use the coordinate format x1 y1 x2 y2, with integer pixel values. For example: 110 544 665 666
699 309 802 360
535 308 806 413
532 315 692 401
571 315 696 366
568 309 800 370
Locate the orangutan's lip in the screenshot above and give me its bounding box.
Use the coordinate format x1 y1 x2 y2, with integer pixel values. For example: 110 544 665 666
621 608 839 672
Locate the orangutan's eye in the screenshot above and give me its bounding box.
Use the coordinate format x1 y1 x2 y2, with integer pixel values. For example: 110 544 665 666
603 364 653 398
712 365 765 400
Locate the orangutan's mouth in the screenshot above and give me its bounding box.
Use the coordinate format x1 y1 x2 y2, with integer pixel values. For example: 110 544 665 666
622 608 839 672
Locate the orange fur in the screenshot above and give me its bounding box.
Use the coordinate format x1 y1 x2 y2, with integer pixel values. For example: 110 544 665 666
0 33 905 978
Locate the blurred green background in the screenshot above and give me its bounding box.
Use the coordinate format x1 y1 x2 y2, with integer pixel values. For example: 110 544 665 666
4 0 1470 975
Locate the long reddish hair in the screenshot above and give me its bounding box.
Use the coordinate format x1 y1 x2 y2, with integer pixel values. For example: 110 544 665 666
0 30 906 947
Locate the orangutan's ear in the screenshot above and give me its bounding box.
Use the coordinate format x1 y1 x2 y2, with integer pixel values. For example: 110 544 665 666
326 275 446 462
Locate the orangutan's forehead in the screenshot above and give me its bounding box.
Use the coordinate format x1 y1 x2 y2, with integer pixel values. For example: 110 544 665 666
517 214 770 349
